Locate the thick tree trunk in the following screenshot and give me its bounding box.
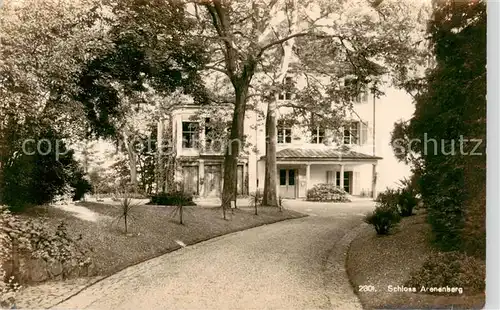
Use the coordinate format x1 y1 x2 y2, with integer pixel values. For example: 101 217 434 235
221 86 248 213
263 99 279 206
128 148 138 193
123 131 138 193
261 0 298 207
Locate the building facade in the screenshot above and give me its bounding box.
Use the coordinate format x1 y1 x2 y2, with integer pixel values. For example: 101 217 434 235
168 78 385 199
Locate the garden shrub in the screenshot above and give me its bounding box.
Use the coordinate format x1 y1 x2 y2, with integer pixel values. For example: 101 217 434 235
0 207 94 287
376 187 419 217
397 177 420 217
398 188 418 217
70 171 92 201
149 191 196 206
0 265 19 309
405 251 485 294
0 209 20 309
306 184 350 202
376 188 400 208
364 204 401 235
421 167 466 252
389 1 486 255
0 126 89 210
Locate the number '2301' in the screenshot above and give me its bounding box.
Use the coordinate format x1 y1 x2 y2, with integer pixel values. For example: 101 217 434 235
358 285 376 292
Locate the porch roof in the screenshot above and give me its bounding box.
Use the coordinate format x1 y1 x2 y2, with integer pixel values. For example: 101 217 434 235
261 148 382 162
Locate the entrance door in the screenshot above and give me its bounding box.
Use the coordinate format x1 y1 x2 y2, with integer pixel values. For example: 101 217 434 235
279 169 296 199
182 166 198 195
204 165 221 197
336 171 352 194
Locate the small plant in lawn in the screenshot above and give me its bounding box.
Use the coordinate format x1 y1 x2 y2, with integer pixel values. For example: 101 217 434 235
364 204 401 235
115 197 140 234
168 191 195 225
249 190 263 215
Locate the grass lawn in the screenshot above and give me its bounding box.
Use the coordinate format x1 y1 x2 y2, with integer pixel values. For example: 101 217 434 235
347 211 485 309
23 202 305 278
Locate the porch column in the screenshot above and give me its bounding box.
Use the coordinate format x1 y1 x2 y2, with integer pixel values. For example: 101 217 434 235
371 163 377 199
339 164 345 191
198 159 205 196
305 163 311 194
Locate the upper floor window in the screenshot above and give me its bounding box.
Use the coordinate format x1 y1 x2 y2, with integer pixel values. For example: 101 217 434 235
182 121 199 148
310 127 325 144
343 122 359 145
344 78 369 103
278 77 293 101
277 120 292 144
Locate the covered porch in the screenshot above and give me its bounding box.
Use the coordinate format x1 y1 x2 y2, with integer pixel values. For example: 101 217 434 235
258 148 382 199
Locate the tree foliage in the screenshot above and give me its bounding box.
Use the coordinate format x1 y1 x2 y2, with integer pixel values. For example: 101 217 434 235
0 122 89 210
190 0 429 209
75 0 210 139
0 0 107 139
391 0 486 256
0 0 102 209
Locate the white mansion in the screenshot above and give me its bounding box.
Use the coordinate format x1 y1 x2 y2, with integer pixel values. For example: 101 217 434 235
165 77 400 200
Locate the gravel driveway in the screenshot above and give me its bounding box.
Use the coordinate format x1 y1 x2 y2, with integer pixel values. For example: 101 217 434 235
54 199 375 310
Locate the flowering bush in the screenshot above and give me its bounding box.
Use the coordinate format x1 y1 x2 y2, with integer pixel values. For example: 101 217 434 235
1 207 22 308
306 184 351 202
0 266 20 309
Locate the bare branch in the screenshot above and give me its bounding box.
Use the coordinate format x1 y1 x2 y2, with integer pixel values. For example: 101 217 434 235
202 1 237 80
204 65 228 74
258 32 346 58
257 32 309 58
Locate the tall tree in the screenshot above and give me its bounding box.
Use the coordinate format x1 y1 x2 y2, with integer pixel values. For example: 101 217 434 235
74 0 209 192
0 0 106 207
0 0 106 139
193 0 429 207
391 0 486 256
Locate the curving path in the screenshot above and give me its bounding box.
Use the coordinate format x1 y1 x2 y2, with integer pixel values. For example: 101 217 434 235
54 199 374 310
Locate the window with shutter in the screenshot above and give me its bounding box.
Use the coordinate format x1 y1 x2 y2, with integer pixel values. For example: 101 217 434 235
354 171 360 195
326 171 334 184
310 127 325 144
343 122 360 145
360 122 369 145
344 78 368 104
277 120 292 144
278 77 293 101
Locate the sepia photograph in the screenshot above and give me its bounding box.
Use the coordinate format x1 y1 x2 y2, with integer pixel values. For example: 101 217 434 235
0 0 490 309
